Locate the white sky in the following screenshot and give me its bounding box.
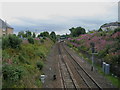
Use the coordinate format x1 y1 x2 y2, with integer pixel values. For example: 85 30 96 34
0 1 119 35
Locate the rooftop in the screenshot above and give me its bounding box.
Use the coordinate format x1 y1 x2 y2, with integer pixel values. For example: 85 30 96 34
0 19 13 29
101 22 120 28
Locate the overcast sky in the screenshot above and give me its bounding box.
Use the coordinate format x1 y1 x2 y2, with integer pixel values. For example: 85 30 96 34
1 2 118 35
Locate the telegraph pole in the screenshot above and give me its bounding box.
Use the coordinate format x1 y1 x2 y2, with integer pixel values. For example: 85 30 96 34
90 42 95 71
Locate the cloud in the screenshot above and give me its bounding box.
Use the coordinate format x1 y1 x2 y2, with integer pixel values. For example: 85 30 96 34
1 2 118 35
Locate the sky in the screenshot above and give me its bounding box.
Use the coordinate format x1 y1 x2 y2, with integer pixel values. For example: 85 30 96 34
0 1 119 35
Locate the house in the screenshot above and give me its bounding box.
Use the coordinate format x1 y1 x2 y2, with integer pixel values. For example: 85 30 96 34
0 19 14 37
100 22 120 31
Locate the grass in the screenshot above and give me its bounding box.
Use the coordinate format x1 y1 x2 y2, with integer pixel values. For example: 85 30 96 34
2 38 54 88
68 45 120 88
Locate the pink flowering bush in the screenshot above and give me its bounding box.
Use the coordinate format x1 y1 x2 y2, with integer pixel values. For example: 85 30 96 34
68 31 120 65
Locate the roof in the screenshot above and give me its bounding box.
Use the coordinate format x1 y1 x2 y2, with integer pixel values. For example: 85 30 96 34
101 22 120 28
0 19 13 29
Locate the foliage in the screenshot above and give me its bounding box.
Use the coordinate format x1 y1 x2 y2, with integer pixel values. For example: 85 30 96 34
2 35 22 49
18 31 26 38
2 36 53 88
36 61 44 70
25 30 32 37
114 28 120 33
39 31 49 37
68 31 120 77
28 37 34 44
33 32 36 38
50 31 57 42
69 26 86 37
36 51 45 59
98 28 103 32
2 65 24 82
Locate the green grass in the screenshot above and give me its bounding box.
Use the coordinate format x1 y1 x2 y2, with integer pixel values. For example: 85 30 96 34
2 38 54 88
68 45 120 88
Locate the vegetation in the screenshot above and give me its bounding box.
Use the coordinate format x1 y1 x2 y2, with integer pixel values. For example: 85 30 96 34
67 28 120 78
69 26 86 37
32 32 36 38
50 31 57 42
28 37 34 44
2 33 54 88
36 61 44 70
68 41 120 88
2 35 22 49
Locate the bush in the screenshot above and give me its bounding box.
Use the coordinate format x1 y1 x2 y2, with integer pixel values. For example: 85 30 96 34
78 45 88 51
2 51 10 60
28 37 34 44
2 65 24 82
36 51 45 59
18 54 25 62
2 35 22 49
114 28 120 33
36 61 44 70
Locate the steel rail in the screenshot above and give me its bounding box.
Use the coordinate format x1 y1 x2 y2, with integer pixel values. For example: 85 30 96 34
61 43 102 90
58 43 78 89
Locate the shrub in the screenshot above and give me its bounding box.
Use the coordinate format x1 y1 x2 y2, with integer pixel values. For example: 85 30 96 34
2 35 22 49
2 65 24 82
36 51 45 59
114 28 120 33
2 51 10 60
36 61 44 70
28 37 34 44
18 54 25 62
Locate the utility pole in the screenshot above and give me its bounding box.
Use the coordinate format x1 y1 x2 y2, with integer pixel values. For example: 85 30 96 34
90 42 95 71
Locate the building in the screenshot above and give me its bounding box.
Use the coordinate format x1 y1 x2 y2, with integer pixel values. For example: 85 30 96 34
0 19 14 37
100 22 120 31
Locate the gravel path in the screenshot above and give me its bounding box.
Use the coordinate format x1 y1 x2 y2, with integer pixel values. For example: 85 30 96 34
42 43 62 88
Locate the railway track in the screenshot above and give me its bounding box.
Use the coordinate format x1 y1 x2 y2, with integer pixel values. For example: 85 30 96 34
60 42 102 90
57 43 78 89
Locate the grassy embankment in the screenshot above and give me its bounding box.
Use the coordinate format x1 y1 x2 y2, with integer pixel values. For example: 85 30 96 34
68 46 120 88
2 36 54 88
67 30 120 88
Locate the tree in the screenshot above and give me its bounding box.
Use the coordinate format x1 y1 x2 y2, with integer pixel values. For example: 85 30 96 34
50 31 57 42
69 27 86 37
33 32 36 38
25 30 32 37
2 35 22 49
39 31 49 37
18 31 26 38
98 28 103 32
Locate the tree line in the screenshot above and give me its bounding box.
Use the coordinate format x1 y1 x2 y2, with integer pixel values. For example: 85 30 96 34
17 30 57 42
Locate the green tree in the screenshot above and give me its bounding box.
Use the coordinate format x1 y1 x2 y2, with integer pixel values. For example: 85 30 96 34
18 31 26 38
33 32 36 38
26 30 32 37
39 31 49 37
98 28 103 32
69 27 86 37
28 37 34 44
50 31 56 42
2 35 22 49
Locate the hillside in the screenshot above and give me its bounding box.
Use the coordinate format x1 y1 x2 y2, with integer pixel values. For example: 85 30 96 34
67 29 120 77
2 35 54 88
